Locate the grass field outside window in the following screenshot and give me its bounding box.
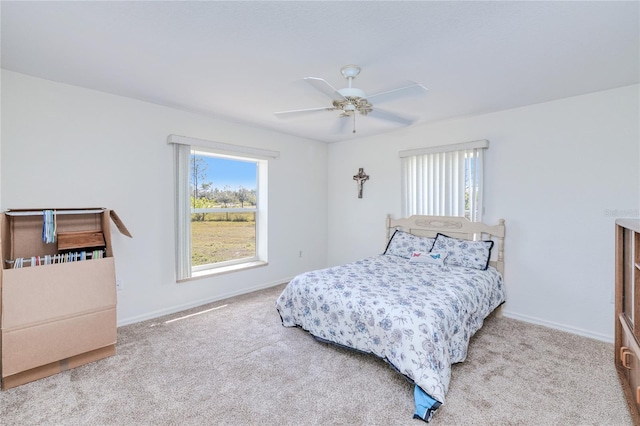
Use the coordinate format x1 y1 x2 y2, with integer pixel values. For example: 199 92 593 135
191 212 256 266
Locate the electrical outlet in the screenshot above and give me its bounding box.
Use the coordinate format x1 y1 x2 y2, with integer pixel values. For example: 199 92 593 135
116 279 123 291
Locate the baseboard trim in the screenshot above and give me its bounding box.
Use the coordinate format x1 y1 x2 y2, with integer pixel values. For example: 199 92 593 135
118 284 614 343
501 310 613 343
116 278 292 327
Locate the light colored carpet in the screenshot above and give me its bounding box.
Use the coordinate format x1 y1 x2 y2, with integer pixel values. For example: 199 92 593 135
0 284 631 425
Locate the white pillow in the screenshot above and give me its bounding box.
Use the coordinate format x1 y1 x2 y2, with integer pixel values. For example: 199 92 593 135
431 233 494 270
384 230 435 259
408 251 447 266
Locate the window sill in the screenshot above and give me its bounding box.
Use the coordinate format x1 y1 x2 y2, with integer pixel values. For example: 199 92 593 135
177 260 268 283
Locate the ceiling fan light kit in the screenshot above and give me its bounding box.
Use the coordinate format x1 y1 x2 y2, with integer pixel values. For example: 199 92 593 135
274 64 427 134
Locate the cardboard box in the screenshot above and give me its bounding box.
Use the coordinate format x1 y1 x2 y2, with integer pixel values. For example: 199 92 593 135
0 208 130 390
1 345 116 390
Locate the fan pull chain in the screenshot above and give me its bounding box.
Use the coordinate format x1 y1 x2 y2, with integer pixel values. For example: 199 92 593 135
353 114 356 133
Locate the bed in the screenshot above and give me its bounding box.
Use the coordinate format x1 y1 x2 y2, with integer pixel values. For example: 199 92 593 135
276 215 506 422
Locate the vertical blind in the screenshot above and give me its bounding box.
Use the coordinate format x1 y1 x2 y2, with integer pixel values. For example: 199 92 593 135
400 140 488 221
174 143 192 280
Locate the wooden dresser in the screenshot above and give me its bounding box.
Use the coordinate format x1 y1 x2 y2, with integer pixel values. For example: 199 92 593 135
615 219 640 423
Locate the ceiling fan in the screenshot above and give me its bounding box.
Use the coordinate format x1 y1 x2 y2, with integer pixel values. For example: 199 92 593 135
274 64 428 133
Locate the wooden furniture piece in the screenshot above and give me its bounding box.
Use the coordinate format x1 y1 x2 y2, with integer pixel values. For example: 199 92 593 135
0 208 130 390
615 219 640 423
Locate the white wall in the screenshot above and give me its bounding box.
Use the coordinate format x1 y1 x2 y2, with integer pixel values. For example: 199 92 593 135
327 85 640 342
1 70 328 325
3 70 638 342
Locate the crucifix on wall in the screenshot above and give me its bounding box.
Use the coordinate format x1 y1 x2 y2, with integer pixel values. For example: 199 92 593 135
353 168 369 199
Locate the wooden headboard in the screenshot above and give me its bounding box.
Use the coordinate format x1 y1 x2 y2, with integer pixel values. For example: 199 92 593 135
386 214 505 275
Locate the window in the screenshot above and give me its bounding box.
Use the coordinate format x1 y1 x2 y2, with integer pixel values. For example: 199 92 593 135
168 135 279 280
400 140 488 221
190 151 258 271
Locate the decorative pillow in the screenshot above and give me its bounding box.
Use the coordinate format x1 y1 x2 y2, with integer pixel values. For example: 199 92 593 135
431 233 494 270
384 230 435 259
408 251 447 266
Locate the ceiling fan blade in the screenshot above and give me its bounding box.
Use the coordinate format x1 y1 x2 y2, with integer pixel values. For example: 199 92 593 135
367 108 414 126
304 77 346 101
274 106 336 119
366 83 428 104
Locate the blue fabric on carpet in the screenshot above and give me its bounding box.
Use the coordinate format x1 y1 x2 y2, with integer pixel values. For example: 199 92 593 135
413 385 442 422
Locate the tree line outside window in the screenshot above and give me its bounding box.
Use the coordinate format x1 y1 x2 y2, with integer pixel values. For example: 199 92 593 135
190 155 257 222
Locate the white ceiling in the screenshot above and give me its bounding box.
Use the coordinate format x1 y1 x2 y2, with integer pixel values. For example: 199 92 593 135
2 1 638 143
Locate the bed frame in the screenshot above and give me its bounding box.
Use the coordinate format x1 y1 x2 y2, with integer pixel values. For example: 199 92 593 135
386 214 505 276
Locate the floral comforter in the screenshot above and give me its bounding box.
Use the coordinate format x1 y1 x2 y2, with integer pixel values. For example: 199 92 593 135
276 255 504 419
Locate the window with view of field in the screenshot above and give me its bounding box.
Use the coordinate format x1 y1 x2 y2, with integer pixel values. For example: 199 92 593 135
170 135 275 281
190 151 259 271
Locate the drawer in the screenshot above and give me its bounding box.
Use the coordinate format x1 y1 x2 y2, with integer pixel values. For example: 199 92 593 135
619 315 640 416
